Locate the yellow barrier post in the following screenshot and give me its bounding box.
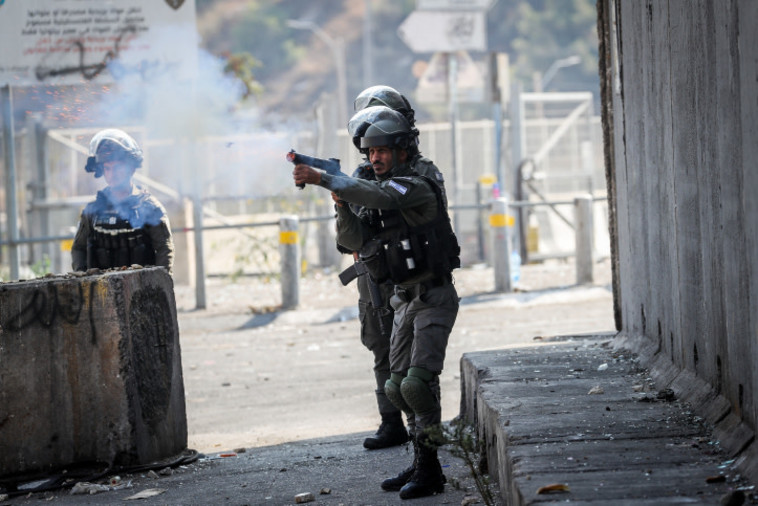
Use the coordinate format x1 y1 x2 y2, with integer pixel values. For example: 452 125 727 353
279 216 300 309
490 198 513 292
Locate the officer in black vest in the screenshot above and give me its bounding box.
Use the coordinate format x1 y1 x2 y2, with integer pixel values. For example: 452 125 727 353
337 85 433 451
72 129 174 274
294 106 460 500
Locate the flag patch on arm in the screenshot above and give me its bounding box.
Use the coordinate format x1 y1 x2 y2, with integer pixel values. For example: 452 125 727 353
388 180 408 195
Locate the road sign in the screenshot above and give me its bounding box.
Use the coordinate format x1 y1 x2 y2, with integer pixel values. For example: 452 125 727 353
397 10 486 53
415 50 485 103
0 0 197 86
417 0 497 10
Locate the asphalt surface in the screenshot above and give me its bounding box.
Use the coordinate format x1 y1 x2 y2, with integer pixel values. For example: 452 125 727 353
2 260 754 505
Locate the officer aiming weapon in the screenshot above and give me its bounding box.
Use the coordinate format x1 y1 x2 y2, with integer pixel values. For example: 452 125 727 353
286 149 345 189
339 258 392 338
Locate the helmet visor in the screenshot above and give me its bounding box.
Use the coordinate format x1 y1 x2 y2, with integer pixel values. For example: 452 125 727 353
88 128 143 163
354 85 403 111
347 106 408 138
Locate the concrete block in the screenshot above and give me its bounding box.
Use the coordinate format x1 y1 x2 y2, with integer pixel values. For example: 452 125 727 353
0 267 187 476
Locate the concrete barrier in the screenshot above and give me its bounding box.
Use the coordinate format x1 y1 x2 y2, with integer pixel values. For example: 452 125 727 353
0 267 187 476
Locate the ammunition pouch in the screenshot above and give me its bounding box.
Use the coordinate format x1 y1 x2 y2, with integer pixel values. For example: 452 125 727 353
384 236 426 283
88 228 155 269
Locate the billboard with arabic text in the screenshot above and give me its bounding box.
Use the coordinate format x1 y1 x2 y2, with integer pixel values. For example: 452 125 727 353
0 0 197 86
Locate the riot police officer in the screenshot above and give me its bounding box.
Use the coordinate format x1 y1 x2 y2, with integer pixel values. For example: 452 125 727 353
338 85 439 451
72 129 174 274
294 106 460 499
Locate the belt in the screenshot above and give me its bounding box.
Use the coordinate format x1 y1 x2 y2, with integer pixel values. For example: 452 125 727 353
420 273 452 290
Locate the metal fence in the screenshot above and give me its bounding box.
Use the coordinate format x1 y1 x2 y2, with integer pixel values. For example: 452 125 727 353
1 92 608 288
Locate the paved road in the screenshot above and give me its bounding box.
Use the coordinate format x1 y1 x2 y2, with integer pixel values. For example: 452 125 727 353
175 260 615 454
3 260 616 505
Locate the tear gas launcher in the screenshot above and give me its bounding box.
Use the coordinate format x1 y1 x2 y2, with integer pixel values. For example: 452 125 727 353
286 149 345 189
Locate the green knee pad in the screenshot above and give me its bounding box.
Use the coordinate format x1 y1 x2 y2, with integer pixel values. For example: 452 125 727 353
385 373 412 414
400 367 438 416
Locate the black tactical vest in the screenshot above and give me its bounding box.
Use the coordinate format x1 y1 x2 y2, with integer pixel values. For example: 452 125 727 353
359 176 460 284
85 193 158 269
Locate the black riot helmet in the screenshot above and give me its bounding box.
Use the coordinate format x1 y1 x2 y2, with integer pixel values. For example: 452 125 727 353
353 85 416 127
348 106 413 155
351 86 419 154
84 129 143 178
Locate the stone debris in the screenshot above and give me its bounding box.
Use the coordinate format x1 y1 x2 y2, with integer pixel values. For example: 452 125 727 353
294 491 315 503
70 482 109 495
124 488 166 500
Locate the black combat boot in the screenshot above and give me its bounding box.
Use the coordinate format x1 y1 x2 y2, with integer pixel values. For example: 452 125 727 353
398 435 445 499
364 411 409 450
381 435 417 491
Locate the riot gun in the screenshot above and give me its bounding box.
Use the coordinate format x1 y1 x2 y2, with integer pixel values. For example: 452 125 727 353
286 149 345 189
339 260 392 338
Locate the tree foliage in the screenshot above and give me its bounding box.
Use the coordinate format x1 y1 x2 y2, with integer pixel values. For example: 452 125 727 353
198 0 599 111
503 0 598 91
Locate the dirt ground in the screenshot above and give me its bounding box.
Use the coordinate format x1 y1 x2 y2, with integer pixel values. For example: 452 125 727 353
172 257 616 455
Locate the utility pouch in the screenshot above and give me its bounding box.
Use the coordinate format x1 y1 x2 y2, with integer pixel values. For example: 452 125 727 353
358 238 390 283
385 237 425 283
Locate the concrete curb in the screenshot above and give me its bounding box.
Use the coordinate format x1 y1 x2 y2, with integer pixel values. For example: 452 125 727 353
461 336 750 505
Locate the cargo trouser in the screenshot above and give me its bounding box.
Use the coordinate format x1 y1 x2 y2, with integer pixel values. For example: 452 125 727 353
388 280 459 430
357 274 397 416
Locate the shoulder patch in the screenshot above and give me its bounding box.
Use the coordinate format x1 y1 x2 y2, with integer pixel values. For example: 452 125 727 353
388 180 408 195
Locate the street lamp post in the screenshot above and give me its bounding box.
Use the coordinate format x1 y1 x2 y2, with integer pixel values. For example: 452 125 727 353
540 55 581 90
287 19 348 126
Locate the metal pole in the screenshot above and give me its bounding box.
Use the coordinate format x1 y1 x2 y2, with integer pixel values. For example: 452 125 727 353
574 195 594 284
510 83 526 261
489 52 504 190
363 0 374 88
509 82 525 199
1 85 20 280
335 37 348 126
279 215 300 309
32 117 51 265
490 198 512 293
192 194 207 309
287 20 347 126
475 181 485 262
448 52 461 234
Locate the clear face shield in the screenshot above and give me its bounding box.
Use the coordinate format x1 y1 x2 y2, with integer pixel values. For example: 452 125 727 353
85 129 143 177
348 106 409 140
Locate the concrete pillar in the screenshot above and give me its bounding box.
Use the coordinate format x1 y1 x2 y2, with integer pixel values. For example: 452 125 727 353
574 195 594 284
280 215 300 309
0 267 187 475
490 198 512 292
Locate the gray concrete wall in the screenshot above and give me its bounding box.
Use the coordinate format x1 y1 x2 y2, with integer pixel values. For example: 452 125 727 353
600 0 758 478
0 267 187 476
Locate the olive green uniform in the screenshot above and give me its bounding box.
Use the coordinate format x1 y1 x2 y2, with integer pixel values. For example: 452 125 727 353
325 161 459 433
337 156 449 421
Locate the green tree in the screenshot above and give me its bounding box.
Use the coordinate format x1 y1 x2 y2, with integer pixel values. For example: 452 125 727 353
223 52 264 100
490 0 598 93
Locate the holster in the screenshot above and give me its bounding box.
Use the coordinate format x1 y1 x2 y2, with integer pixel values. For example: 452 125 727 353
358 238 390 283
